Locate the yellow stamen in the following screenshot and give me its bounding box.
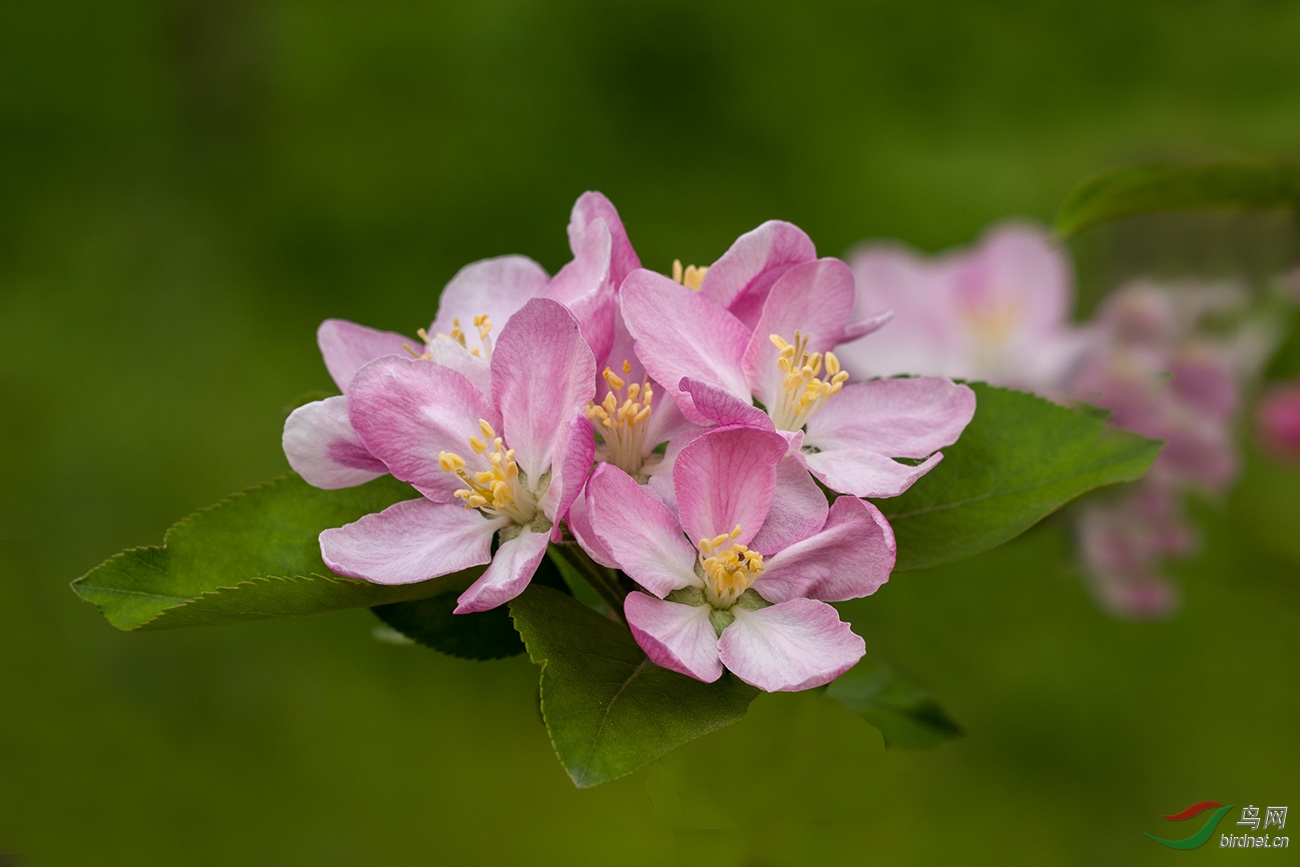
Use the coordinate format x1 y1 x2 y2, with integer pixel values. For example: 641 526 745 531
670 259 708 291
587 360 656 476
767 330 849 431
698 524 764 608
439 419 538 524
430 313 495 359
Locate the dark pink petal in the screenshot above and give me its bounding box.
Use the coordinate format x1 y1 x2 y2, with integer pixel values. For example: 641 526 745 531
317 319 417 393
621 270 752 425
542 412 596 540
801 447 943 499
454 527 551 613
566 484 620 568
548 217 616 364
757 495 895 603
742 258 857 404
673 426 787 547
321 498 503 585
719 598 865 692
348 356 498 502
587 463 699 597
625 592 723 683
428 256 551 347
283 396 387 489
569 191 640 285
491 298 597 482
680 377 773 429
749 456 828 556
804 378 976 459
699 221 817 328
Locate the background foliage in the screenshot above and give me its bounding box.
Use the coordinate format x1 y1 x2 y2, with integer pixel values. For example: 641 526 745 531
3 0 1299 864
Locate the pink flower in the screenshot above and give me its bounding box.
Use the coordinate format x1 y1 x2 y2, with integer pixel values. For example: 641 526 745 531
839 223 1091 394
317 298 596 613
1258 380 1300 460
584 426 896 692
620 235 974 498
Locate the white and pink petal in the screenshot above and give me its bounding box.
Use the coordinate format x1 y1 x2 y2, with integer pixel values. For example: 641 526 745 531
625 593 723 683
283 396 388 489
719 598 865 692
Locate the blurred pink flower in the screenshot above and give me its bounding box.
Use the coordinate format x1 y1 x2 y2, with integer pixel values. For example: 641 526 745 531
1257 380 1300 460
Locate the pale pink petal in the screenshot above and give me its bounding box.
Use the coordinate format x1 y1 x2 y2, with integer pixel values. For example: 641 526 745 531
680 377 772 429
840 309 893 342
801 447 943 499
804 378 976 459
698 221 817 327
742 258 858 405
317 319 417 393
283 396 387 489
541 412 596 540
757 495 895 603
586 463 699 597
321 498 503 585
568 191 640 285
719 599 865 692
566 484 619 568
429 256 551 346
621 270 752 425
673 426 787 547
625 593 723 683
491 298 597 482
454 526 551 613
749 456 828 556
548 216 616 364
421 339 492 395
348 356 498 501
960 222 1071 336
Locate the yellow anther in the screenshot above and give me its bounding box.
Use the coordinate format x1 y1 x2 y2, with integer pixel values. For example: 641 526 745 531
670 259 708 291
468 436 488 454
437 418 538 524
587 360 656 476
438 451 466 472
479 419 496 440
473 314 493 341
767 330 849 432
429 312 495 359
697 525 765 608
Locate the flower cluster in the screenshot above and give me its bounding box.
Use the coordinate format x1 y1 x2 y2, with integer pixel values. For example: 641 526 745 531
846 226 1280 617
284 192 977 691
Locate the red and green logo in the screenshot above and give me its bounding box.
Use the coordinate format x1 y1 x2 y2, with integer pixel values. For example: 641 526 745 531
1147 801 1235 849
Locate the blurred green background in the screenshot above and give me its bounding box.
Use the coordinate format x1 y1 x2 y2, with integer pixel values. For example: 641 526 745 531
3 1 1300 864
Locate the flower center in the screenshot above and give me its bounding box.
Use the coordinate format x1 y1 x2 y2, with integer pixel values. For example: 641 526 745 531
670 259 708 291
586 360 654 476
438 419 538 524
698 524 765 609
767 331 849 431
408 313 495 360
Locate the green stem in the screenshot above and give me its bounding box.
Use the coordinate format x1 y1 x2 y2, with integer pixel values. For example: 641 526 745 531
552 542 628 621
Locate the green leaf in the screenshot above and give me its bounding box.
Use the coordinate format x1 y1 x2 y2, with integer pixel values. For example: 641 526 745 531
825 657 962 749
880 383 1160 572
71 473 453 631
509 584 759 788
1056 161 1300 237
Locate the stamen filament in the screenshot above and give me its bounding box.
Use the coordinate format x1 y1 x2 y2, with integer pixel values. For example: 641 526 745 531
587 360 655 476
768 330 850 431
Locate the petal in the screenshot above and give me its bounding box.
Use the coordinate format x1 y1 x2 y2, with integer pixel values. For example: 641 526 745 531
491 298 597 483
680 377 773 429
802 447 943 499
455 526 551 613
719 599 865 692
283 396 388 489
566 483 620 568
421 339 492 396
804 378 976 459
320 498 503 585
625 593 723 683
757 495 895 603
960 222 1071 336
569 191 641 286
586 463 699 597
621 269 752 425
317 319 417 393
673 426 787 547
541 411 596 540
548 216 616 363
698 220 817 328
348 356 498 501
749 456 828 556
840 309 893 342
428 255 551 345
741 258 858 404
